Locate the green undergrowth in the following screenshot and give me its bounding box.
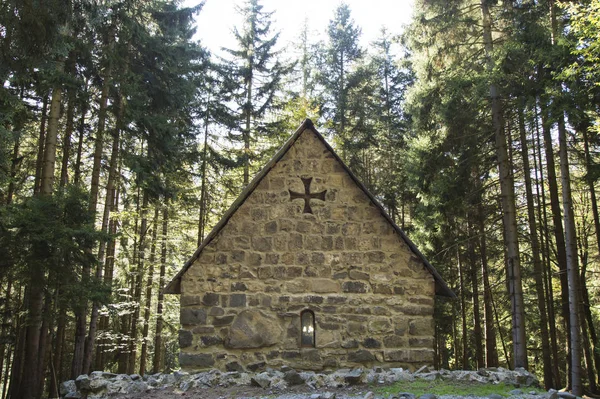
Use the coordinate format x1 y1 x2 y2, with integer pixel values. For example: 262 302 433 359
375 379 545 397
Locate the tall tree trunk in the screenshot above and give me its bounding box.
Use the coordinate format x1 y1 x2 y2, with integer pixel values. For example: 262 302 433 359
140 207 159 376
19 84 62 399
468 216 484 369
95 170 120 371
581 125 600 387
128 190 150 374
480 0 527 369
518 106 553 388
33 95 49 195
73 85 88 186
534 105 562 386
6 123 21 205
458 247 469 370
153 205 169 373
59 57 77 188
478 202 499 367
198 108 210 245
83 96 122 374
557 114 582 395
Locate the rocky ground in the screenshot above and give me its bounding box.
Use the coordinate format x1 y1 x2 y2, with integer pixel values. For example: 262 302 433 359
60 366 575 399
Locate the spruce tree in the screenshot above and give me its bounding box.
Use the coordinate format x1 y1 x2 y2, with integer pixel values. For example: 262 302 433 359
219 0 292 186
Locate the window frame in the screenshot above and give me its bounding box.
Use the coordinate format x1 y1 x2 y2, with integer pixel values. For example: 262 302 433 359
300 309 316 348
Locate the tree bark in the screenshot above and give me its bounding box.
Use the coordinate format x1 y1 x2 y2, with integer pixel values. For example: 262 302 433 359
140 207 159 376
83 95 122 375
478 201 499 367
518 106 553 388
33 95 49 195
153 205 169 373
557 114 582 395
458 246 469 370
128 190 150 374
468 216 484 369
534 105 562 386
480 0 527 369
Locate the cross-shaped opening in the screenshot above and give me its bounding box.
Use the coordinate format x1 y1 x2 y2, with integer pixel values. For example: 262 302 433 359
289 177 327 214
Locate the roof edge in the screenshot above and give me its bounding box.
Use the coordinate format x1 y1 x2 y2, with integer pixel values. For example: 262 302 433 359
165 119 455 298
164 119 316 294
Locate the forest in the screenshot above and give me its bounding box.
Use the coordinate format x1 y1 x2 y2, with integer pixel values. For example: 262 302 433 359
1 0 599 397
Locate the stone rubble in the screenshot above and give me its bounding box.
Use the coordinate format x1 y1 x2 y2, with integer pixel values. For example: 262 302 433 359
59 366 555 398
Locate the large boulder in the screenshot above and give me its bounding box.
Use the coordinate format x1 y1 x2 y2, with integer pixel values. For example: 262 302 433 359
225 310 283 349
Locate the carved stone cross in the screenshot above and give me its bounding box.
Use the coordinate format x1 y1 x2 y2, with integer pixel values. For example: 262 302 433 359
289 177 327 214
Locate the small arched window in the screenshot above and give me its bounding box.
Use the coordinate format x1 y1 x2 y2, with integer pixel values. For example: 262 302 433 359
300 310 315 348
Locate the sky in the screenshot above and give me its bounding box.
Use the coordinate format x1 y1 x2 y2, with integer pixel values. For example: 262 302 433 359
186 0 415 56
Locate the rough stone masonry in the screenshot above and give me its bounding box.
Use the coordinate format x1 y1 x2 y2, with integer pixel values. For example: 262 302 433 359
165 120 454 372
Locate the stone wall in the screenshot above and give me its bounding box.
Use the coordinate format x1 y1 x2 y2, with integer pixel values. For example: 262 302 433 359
179 129 435 372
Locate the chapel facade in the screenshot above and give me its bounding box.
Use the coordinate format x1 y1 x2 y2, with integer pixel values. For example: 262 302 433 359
165 120 454 372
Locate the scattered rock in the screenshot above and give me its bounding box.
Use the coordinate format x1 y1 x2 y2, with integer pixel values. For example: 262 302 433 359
284 369 305 386
59 366 542 398
364 391 375 399
60 380 76 396
250 372 271 388
557 392 577 399
342 368 363 385
548 389 559 399
75 375 91 391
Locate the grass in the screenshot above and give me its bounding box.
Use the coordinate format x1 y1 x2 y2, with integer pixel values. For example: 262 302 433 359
375 378 545 397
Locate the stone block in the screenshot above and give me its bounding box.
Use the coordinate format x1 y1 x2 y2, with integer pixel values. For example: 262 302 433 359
288 266 303 278
369 318 392 333
311 252 325 265
179 330 193 348
231 250 246 262
258 266 273 279
202 293 219 306
209 307 224 316
248 253 262 266
367 251 386 263
265 253 279 264
230 294 247 307
409 318 434 336
342 281 368 293
192 326 215 334
362 338 381 348
348 270 369 280
231 282 247 291
348 350 375 363
305 295 324 304
181 295 201 307
296 252 310 265
312 279 339 293
289 233 303 250
179 353 214 368
212 315 235 326
384 350 410 362
341 339 359 349
200 335 223 346
252 237 272 252
181 308 206 325
384 335 407 348
225 310 283 349
409 337 434 347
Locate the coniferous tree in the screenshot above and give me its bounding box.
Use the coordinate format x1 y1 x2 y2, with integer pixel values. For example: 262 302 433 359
220 0 292 186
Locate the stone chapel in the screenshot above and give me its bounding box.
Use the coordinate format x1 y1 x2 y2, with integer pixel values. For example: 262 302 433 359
164 119 454 372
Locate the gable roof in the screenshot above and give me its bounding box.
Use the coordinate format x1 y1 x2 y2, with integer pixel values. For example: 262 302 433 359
165 119 455 298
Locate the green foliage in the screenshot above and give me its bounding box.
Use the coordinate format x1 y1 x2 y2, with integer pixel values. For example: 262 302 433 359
376 379 545 397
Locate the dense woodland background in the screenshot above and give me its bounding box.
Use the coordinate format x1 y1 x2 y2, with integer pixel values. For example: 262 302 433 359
1 0 600 397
